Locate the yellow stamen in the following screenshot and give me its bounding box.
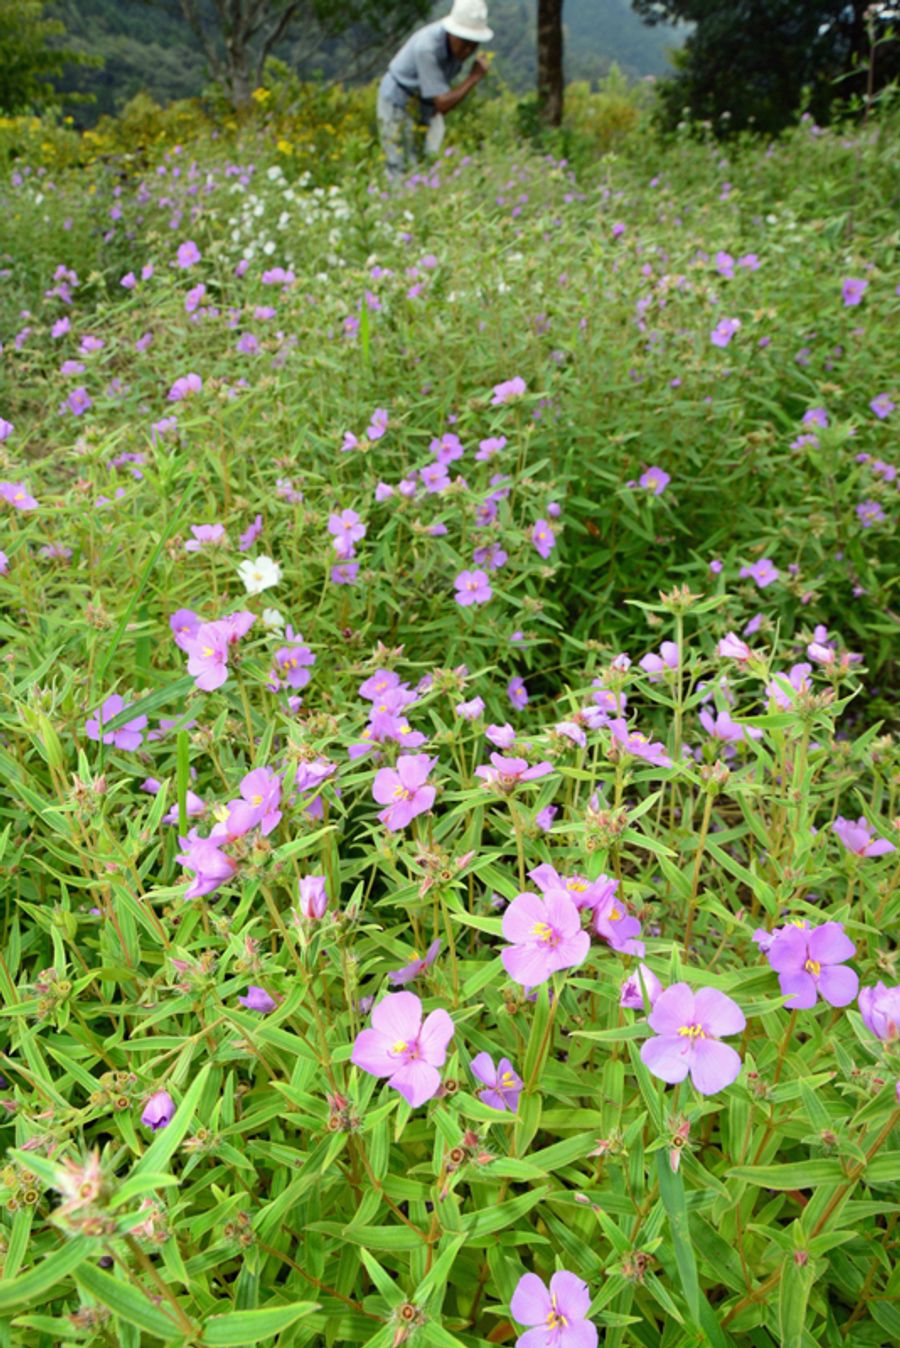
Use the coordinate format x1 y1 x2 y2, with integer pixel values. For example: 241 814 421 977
678 1023 707 1040
546 1295 569 1330
804 958 821 977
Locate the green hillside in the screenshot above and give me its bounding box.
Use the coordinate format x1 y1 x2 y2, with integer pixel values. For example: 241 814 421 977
50 0 685 122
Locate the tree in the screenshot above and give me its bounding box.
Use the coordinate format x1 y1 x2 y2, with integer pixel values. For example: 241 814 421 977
173 0 431 111
537 0 564 125
0 0 89 113
631 0 900 134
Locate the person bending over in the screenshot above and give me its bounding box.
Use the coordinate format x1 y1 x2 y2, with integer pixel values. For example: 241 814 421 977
377 0 493 181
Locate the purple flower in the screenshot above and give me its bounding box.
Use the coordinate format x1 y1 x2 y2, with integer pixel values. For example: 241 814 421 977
501 891 590 987
176 830 237 899
269 642 314 693
170 608 200 652
620 965 663 1010
717 632 753 662
491 376 527 406
529 865 607 912
351 990 454 1107
367 407 389 441
297 874 328 919
510 1270 597 1348
185 283 206 314
508 677 529 710
239 986 277 1013
183 620 231 691
833 816 895 858
168 373 202 402
455 570 492 606
711 317 741 348
476 435 507 460
372 754 437 830
430 432 463 465
870 393 894 419
640 984 745 1094
141 1090 175 1131
0 481 38 511
608 718 672 768
63 387 92 417
471 1052 522 1111
531 518 556 558
639 642 679 681
639 466 670 495
185 523 226 552
699 708 762 746
767 922 858 1009
475 754 553 792
85 694 147 751
739 558 779 588
486 722 516 748
359 668 402 701
856 500 885 527
858 983 900 1042
842 277 868 307
328 508 366 556
535 804 558 832
238 514 263 552
456 695 485 720
767 663 812 709
176 240 201 268
592 883 644 956
421 463 450 493
331 562 359 585
388 938 441 986
219 767 282 838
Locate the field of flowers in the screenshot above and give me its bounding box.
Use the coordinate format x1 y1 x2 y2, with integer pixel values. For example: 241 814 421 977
0 100 898 1348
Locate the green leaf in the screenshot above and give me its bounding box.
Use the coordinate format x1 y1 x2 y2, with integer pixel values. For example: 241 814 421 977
777 1250 817 1348
73 1262 188 1339
200 1302 319 1345
110 1174 183 1209
457 1187 547 1237
98 676 196 734
95 502 188 688
727 1160 845 1189
357 1250 403 1306
413 1234 466 1313
0 1238 92 1310
656 1151 700 1324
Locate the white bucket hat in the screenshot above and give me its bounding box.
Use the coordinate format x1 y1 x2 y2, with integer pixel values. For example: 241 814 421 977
443 0 493 43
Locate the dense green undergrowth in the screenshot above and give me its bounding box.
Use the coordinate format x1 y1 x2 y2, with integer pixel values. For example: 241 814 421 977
0 102 897 1347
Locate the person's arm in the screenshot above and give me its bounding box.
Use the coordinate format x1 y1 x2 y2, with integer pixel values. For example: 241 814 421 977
433 58 489 116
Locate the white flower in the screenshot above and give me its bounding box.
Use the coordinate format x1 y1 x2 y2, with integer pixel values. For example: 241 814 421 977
238 555 282 594
261 607 285 631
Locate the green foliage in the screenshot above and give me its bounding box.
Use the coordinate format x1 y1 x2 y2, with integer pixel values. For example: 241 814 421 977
631 0 900 135
40 0 684 125
0 99 898 1348
0 0 92 114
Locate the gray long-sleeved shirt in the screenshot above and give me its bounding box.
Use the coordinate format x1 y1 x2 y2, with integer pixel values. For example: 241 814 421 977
379 21 462 121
